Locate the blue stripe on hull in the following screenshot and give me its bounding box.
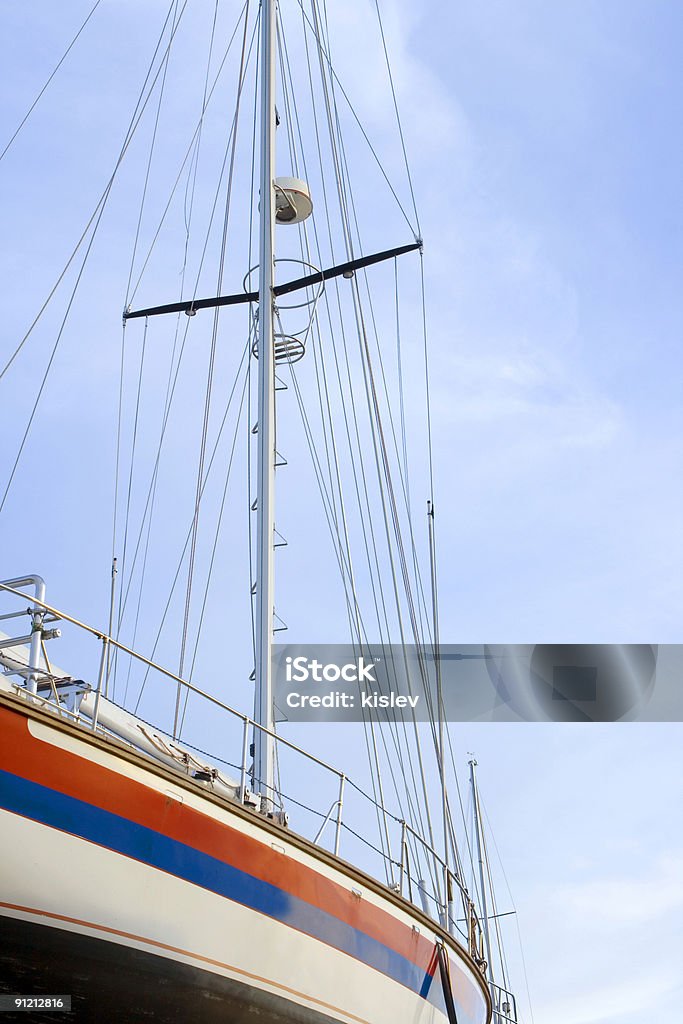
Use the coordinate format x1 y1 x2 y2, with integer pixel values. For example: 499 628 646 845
0 769 444 1012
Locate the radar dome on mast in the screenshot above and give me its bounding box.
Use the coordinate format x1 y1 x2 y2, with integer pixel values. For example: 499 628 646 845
274 177 313 224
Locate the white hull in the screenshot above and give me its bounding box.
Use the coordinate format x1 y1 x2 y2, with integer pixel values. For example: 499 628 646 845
0 693 490 1024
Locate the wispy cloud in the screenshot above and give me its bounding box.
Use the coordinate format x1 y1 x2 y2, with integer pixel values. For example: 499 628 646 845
536 966 682 1024
523 850 683 1024
552 853 683 927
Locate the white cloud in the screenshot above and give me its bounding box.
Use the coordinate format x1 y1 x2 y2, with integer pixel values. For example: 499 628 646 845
552 853 683 927
323 0 473 171
536 966 682 1024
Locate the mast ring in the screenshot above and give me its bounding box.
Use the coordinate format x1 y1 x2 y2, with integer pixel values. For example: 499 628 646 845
242 258 325 311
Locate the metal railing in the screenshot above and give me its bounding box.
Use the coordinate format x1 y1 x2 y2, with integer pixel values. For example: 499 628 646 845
399 818 487 955
491 984 518 1023
0 577 484 961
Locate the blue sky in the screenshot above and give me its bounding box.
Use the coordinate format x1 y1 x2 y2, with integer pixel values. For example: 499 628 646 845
1 2 682 1022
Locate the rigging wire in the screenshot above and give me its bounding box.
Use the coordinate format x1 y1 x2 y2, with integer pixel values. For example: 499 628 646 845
277 24 363 646
115 9 259 642
293 0 418 238
0 0 104 164
116 2 240 700
180 331 255 734
181 0 223 259
177 0 252 710
124 0 183 310
288 4 389 685
278 9 413 876
280 0 440 892
336 127 433 648
325 115 439 888
354 277 441 875
115 5 257 686
337 3 451 898
112 0 183 680
296 5 391 637
0 0 186 386
297 0 436 868
122 326 253 710
318 23 455 888
277 16 373 650
284 357 370 636
113 12 255 694
480 801 512 992
307 75 438 727
117 317 149 635
133 341 252 714
316 0 428 662
482 800 536 1024
125 0 251 309
371 0 421 235
0 0 190 514
317 1 435 664
447 737 478 886
419 255 436 503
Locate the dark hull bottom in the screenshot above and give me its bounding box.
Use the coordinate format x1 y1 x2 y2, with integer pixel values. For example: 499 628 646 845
0 916 340 1024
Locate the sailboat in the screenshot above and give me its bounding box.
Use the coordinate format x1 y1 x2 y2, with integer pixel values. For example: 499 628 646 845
1 3 522 1022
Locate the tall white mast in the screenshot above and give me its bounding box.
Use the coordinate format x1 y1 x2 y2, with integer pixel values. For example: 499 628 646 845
254 0 277 809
